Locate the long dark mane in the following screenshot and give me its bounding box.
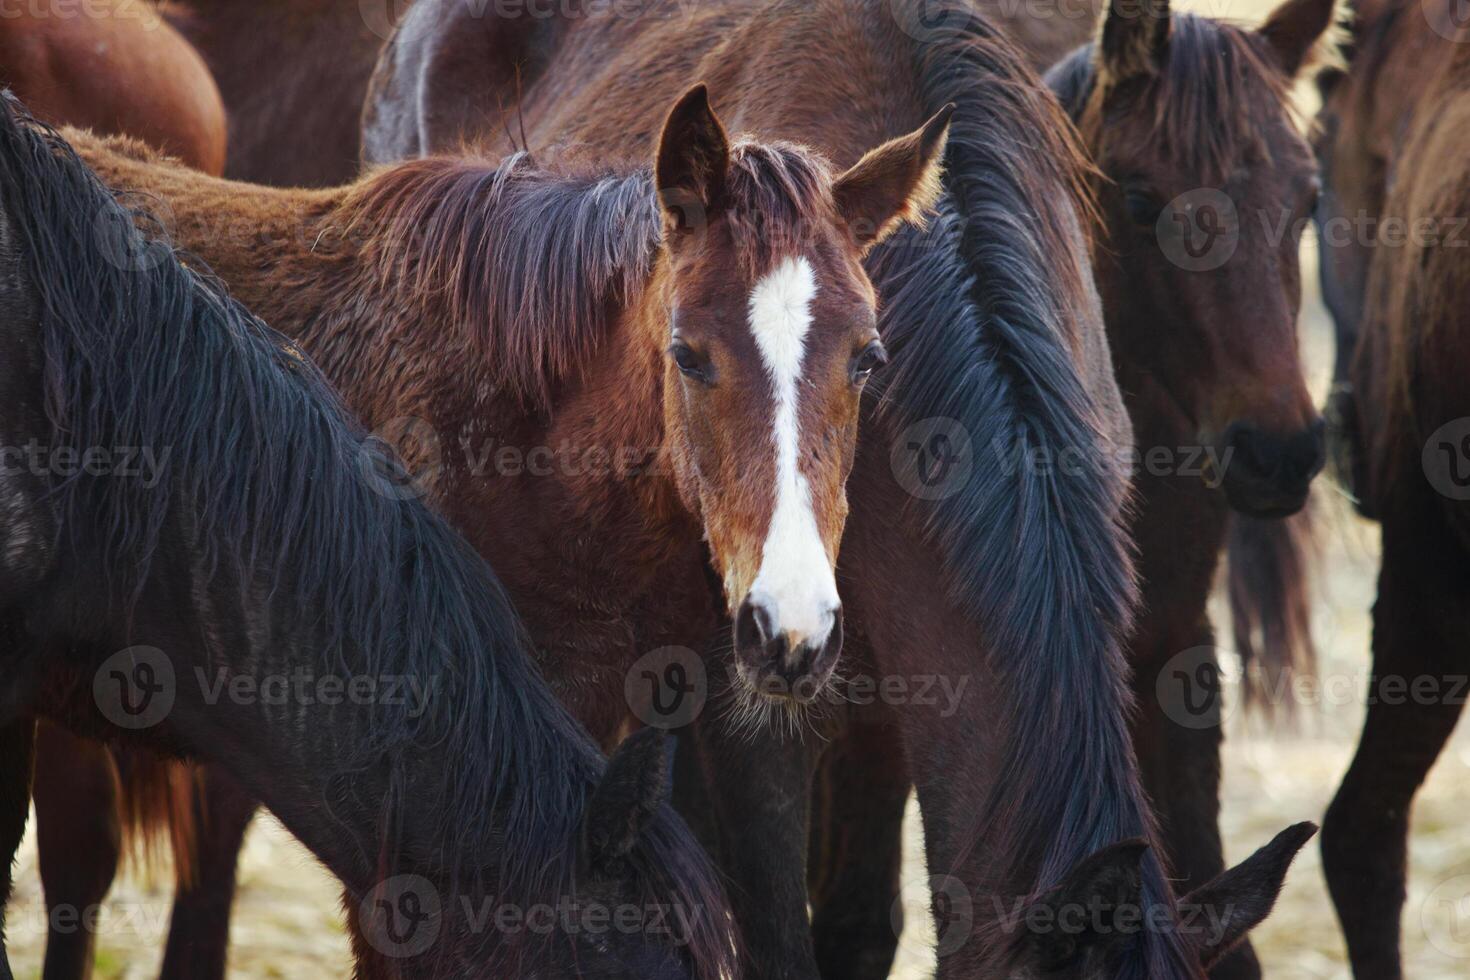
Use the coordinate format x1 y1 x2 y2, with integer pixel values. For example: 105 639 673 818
868 10 1194 975
0 93 736 978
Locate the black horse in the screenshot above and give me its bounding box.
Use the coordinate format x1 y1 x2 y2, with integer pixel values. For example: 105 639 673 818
0 94 737 980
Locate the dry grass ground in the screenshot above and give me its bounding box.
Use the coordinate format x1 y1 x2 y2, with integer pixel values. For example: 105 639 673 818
7 0 1464 976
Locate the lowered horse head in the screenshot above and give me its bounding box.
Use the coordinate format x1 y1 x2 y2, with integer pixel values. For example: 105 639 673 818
1049 0 1337 518
652 86 951 700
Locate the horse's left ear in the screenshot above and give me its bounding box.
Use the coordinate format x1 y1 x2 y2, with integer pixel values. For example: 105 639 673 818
1182 821 1316 968
1014 838 1150 971
656 84 730 235
580 727 675 875
1258 0 1339 77
832 104 953 253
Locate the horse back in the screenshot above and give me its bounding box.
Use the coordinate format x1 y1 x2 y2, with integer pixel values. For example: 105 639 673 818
0 0 226 175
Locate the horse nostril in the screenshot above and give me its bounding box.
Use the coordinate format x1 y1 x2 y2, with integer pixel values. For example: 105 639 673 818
1283 418 1328 484
1225 421 1273 478
734 597 768 652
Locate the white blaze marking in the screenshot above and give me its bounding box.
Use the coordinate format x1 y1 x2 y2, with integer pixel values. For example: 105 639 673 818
745 256 840 657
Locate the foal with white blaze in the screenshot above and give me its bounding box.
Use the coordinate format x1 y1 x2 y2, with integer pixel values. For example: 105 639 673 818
655 88 952 699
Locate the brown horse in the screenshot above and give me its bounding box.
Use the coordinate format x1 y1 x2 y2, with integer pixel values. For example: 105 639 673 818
810 1 1334 975
358 1 1314 977
1043 0 1331 974
160 0 397 185
1314 2 1470 975
46 75 948 976
0 0 225 174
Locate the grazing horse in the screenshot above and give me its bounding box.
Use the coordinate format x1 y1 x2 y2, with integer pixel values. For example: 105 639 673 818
0 0 225 174
357 1 1316 977
42 76 949 977
1314 3 1470 975
1042 0 1332 974
0 95 739 980
810 1 1334 975
161 0 397 185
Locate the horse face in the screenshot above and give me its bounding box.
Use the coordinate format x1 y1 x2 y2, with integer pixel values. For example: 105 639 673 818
654 86 949 701
1003 824 1314 979
1083 0 1334 518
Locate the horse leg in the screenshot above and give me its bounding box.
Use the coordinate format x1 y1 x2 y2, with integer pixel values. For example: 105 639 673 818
1133 635 1259 980
0 718 34 980
808 715 908 980
670 667 821 980
158 765 257 980
34 723 120 980
1322 504 1470 980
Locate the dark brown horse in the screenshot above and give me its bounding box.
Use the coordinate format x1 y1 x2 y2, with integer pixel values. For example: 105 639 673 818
357 1 1315 977
810 1 1334 976
1043 0 1331 974
0 0 225 174
160 0 398 185
1314 2 1470 975
0 94 740 980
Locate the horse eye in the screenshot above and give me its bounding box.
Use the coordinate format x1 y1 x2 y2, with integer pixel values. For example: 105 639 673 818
1123 185 1160 227
669 342 711 383
852 341 889 384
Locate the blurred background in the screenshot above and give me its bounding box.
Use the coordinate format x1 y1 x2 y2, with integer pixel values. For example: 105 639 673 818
7 0 1467 976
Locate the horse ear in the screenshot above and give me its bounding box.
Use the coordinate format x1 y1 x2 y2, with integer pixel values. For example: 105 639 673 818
655 84 730 234
1258 0 1339 77
580 727 675 875
832 104 953 253
1014 838 1150 971
1183 821 1315 968
1096 0 1171 89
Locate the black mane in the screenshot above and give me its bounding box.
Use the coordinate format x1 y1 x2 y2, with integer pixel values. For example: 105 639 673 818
873 9 1195 976
0 93 735 978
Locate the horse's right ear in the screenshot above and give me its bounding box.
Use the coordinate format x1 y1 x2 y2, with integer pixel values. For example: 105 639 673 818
1258 0 1339 78
656 84 730 235
1182 821 1316 968
580 727 675 876
1096 0 1171 90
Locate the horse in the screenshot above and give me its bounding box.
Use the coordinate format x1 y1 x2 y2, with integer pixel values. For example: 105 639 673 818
40 73 951 977
1313 2 1470 975
808 1 1335 975
1041 0 1330 973
160 0 397 185
354 0 1317 976
0 0 225 174
0 93 740 980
